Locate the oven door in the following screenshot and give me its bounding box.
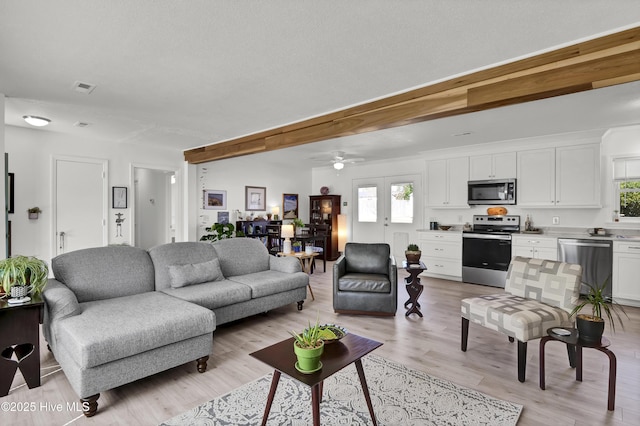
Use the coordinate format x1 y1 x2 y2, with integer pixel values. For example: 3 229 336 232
462 233 512 271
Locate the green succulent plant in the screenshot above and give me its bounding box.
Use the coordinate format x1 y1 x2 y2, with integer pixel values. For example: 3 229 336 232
289 313 323 349
407 243 420 251
570 278 628 332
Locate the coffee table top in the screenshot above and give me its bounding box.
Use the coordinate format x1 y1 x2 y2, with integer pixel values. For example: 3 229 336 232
249 333 382 387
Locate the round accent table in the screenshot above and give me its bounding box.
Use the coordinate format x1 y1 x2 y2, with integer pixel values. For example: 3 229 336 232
539 327 616 411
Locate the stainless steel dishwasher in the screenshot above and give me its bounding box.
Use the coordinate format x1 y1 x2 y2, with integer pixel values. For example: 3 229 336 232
557 238 613 298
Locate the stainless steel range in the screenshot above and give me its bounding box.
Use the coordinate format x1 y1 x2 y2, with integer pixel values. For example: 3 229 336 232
462 215 520 288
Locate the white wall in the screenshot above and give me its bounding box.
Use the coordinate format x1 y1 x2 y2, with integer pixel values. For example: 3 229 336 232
5 125 183 266
195 154 313 240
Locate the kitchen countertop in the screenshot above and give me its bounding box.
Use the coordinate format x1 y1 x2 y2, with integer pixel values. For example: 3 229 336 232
417 228 640 241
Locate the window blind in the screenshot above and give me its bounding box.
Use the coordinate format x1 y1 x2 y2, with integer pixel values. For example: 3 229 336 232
613 157 640 181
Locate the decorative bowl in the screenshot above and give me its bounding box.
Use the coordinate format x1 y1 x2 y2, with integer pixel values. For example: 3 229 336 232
438 225 452 231
312 324 348 344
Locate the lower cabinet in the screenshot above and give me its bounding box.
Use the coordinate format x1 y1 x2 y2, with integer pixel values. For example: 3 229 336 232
613 241 640 307
418 231 462 280
512 235 558 261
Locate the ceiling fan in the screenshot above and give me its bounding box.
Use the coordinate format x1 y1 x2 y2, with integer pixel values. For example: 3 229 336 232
314 151 365 170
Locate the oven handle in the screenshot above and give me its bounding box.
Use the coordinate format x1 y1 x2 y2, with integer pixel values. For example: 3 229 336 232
463 233 512 240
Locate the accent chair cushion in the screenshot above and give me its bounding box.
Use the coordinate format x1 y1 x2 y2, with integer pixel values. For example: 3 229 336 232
344 243 390 275
338 273 391 293
168 258 224 288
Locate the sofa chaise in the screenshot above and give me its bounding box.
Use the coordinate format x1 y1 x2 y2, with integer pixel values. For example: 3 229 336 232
42 238 308 416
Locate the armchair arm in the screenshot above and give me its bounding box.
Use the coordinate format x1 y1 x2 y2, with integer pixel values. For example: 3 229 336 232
269 255 302 273
333 255 347 293
42 279 82 321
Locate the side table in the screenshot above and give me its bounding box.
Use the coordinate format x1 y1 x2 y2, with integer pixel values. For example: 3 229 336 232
402 260 426 317
539 327 616 411
0 294 44 396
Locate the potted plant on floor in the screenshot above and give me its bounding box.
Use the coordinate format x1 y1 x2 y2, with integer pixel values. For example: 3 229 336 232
0 255 49 299
570 278 627 343
290 315 324 373
405 243 421 264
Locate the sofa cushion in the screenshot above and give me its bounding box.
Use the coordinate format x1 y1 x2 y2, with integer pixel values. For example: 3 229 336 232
228 270 308 298
344 243 390 275
161 279 252 310
148 242 219 291
212 238 271 277
338 273 391 293
56 292 215 368
52 246 155 303
168 258 224 288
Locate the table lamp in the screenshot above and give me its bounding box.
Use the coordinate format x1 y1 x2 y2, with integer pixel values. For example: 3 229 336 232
271 206 280 220
281 224 294 253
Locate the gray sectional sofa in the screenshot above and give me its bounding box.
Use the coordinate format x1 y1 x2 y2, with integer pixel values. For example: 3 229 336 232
42 238 308 416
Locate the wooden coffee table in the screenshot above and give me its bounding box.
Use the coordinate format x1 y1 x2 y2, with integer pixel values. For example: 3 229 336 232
249 333 382 426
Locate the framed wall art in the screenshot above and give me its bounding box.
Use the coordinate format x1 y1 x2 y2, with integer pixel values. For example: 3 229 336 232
112 186 128 209
245 186 266 211
283 193 299 219
203 189 227 210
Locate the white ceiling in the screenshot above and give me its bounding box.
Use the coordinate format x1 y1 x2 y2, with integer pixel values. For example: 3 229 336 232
2 1 640 168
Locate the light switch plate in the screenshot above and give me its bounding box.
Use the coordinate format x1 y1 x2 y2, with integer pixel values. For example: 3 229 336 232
552 216 560 225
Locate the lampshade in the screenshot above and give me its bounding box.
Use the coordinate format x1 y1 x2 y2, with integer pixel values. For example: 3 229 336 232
337 214 347 252
281 224 294 239
271 206 280 215
333 162 344 170
23 115 51 127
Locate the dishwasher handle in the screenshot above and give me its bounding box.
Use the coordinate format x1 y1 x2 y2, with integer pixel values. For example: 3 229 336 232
558 240 611 248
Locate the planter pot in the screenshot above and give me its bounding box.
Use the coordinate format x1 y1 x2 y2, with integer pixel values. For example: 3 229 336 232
10 285 28 298
29 212 39 220
576 314 605 344
293 340 324 373
293 246 302 253
405 251 421 264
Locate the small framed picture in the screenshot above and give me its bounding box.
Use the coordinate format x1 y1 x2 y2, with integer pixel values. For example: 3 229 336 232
203 189 227 210
112 186 128 209
245 186 266 211
283 193 299 219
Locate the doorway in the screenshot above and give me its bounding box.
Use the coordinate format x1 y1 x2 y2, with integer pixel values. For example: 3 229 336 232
132 165 179 249
53 156 108 256
352 174 422 260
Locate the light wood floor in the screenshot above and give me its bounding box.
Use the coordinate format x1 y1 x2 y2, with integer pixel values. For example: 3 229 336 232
5 263 640 425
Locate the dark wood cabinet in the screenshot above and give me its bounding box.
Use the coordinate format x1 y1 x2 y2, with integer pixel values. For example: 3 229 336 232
309 195 341 260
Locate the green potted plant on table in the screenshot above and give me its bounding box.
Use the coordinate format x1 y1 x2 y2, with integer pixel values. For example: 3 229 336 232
290 315 324 373
292 218 305 235
292 241 302 253
405 243 421 264
570 279 627 343
200 223 236 242
0 255 49 299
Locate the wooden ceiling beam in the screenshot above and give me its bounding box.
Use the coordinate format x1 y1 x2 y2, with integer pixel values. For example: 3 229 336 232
184 26 640 164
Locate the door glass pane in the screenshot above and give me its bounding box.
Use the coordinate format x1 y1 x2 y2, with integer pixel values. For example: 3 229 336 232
358 186 377 222
390 183 413 224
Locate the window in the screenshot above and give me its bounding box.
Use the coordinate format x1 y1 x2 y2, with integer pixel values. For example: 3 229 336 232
613 157 640 221
390 182 413 223
358 186 377 222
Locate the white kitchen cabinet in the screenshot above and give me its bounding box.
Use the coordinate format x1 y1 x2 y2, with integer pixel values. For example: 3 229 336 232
469 152 516 180
418 231 462 279
613 241 640 307
426 157 469 208
517 144 600 208
512 235 558 261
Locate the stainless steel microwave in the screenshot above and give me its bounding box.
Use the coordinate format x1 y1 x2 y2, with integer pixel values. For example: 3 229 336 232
467 179 516 205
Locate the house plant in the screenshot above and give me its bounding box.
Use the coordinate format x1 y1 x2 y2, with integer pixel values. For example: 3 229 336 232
200 223 235 242
405 243 421 264
292 218 305 235
289 315 324 373
292 241 302 253
28 207 42 219
0 255 49 298
570 279 627 343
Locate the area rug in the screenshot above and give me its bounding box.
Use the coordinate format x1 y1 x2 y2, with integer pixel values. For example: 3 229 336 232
160 354 523 425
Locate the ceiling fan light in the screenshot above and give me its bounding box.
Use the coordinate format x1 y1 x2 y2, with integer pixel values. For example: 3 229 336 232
23 115 51 127
333 162 344 170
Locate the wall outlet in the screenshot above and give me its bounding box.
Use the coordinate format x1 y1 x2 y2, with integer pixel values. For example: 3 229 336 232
552 216 560 225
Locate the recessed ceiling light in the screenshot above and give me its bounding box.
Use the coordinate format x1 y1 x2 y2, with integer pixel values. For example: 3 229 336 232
23 115 51 127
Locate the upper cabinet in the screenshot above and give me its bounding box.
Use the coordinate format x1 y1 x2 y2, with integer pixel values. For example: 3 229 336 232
517 143 600 207
427 157 469 208
469 152 516 180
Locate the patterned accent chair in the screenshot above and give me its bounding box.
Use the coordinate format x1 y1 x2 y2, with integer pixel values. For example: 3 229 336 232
461 256 582 382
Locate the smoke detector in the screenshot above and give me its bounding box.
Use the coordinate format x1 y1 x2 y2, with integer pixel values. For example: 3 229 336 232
72 81 96 94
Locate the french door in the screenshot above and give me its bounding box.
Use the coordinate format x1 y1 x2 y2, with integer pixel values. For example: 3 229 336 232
352 174 421 260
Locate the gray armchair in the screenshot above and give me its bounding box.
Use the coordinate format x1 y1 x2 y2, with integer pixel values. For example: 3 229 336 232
333 242 398 316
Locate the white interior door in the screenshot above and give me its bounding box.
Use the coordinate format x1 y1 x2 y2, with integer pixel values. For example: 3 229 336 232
352 174 421 260
54 157 107 255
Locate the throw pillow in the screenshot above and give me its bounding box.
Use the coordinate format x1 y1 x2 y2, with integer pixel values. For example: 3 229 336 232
168 258 224 288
